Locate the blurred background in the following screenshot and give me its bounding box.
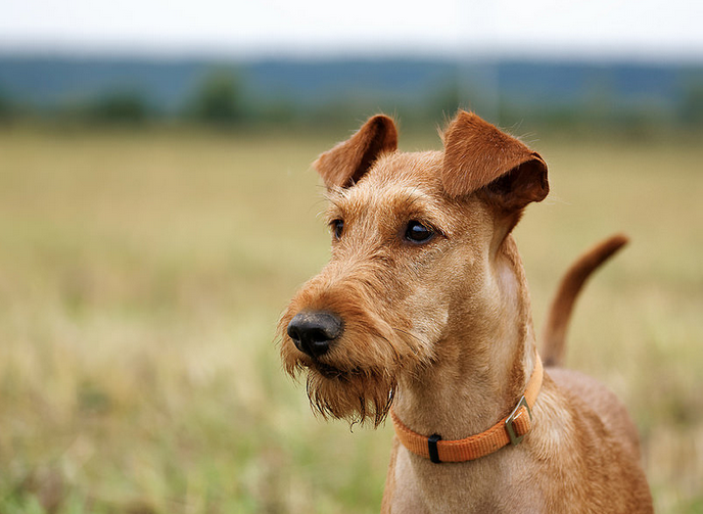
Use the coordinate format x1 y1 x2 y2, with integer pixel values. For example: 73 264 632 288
0 1 701 513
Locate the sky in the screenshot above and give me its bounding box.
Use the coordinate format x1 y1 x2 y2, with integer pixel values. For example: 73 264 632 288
1 0 702 61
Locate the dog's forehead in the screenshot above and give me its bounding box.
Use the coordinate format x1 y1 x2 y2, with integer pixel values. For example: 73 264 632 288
328 151 446 214
349 151 443 197
369 150 443 189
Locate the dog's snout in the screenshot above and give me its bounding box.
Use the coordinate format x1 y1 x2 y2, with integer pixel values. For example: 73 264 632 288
287 311 343 358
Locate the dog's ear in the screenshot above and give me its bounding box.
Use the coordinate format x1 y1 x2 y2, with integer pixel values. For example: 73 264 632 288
442 111 548 213
314 115 398 189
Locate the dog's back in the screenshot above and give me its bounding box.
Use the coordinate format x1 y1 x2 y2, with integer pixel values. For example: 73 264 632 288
548 367 642 461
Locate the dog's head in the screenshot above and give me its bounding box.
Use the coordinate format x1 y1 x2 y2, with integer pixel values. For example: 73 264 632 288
278 112 548 426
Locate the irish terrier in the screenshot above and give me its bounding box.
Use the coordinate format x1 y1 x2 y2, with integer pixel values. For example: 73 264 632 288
279 112 653 512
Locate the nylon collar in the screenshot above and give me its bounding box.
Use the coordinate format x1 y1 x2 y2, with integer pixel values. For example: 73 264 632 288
390 355 544 463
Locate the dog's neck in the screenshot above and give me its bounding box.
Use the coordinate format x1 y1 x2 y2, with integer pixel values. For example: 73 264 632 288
393 235 537 440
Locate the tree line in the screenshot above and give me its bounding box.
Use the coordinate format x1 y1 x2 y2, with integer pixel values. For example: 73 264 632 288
1 69 702 133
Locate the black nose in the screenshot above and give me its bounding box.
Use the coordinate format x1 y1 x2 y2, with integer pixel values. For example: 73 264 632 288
287 311 343 358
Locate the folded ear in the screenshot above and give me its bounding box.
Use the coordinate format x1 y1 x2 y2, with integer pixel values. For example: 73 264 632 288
442 111 548 212
313 115 398 189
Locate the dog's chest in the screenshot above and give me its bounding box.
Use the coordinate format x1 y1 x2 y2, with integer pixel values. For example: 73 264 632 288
388 446 544 513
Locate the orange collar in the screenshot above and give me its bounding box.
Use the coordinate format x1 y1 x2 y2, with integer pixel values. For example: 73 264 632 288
390 355 544 463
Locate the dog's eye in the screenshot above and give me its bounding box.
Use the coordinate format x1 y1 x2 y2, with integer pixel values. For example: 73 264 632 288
330 219 344 240
405 220 434 244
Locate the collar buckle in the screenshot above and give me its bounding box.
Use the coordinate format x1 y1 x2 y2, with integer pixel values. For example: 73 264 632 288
505 395 532 446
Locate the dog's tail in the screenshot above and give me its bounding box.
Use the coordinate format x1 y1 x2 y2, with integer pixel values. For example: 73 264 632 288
541 234 629 367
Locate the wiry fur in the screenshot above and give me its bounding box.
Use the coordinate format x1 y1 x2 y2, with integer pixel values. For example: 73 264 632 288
278 168 439 426
278 112 653 513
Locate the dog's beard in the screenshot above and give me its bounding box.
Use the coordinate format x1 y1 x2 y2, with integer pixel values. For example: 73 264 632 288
278 304 430 428
304 364 397 427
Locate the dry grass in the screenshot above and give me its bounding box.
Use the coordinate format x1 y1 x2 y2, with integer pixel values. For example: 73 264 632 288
0 126 701 513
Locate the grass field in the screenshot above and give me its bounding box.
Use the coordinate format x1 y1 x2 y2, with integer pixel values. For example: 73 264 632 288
0 125 701 513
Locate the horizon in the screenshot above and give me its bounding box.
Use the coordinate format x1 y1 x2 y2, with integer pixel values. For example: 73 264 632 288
2 48 703 66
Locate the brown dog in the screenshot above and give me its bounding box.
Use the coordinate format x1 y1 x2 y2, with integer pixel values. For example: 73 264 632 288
279 112 653 512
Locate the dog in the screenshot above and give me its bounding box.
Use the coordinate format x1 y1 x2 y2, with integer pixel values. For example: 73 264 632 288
279 112 653 512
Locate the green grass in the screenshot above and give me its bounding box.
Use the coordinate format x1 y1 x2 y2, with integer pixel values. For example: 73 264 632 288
0 126 701 513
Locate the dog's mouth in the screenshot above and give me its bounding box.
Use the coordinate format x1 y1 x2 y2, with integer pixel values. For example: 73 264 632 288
314 362 345 379
289 347 349 379
308 360 371 381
